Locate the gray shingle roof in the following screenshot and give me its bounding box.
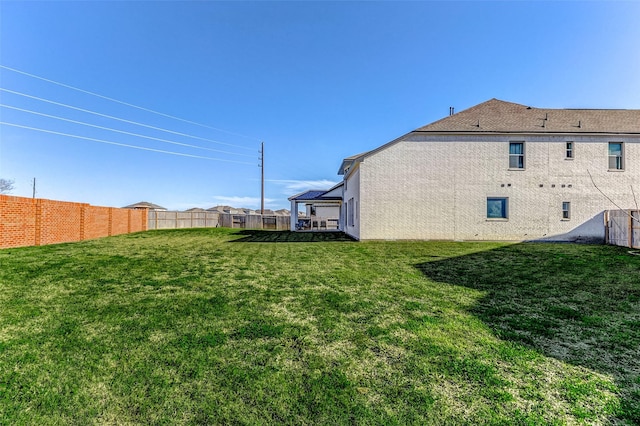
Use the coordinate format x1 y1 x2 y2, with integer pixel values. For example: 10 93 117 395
123 201 166 210
289 190 330 201
416 99 640 134
288 189 342 201
339 98 640 176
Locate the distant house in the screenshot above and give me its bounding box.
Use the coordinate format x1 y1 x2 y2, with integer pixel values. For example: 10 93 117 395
123 201 167 211
207 205 234 214
337 99 640 241
289 183 343 231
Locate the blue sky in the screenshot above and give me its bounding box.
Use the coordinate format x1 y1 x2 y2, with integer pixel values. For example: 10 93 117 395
1 1 639 211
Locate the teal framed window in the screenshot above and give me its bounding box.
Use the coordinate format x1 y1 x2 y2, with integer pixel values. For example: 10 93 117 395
487 197 508 219
608 142 624 170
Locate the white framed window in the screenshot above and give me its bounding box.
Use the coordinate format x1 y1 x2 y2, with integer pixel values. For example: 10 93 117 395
562 201 571 220
347 197 354 226
487 197 508 219
565 142 574 159
509 142 525 169
608 142 624 170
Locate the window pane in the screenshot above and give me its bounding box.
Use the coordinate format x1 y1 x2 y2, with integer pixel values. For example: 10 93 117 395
609 156 617 170
609 156 623 170
487 198 507 219
509 143 524 168
509 143 523 154
608 143 623 170
509 155 523 169
609 143 622 156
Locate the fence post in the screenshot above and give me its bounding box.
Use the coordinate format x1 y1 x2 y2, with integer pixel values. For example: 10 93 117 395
629 210 633 248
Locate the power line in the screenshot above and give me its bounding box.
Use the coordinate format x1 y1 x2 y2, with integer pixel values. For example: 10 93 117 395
0 103 255 158
0 121 256 165
0 88 255 151
0 64 261 142
587 169 640 224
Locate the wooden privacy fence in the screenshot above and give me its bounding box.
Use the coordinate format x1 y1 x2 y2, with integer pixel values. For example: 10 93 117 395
148 211 220 230
148 211 290 231
218 213 290 230
606 210 640 249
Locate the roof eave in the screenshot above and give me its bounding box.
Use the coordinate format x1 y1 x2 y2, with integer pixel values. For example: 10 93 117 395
412 130 640 136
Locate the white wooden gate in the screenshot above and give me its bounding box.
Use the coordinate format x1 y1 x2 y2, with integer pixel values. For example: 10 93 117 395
606 210 640 249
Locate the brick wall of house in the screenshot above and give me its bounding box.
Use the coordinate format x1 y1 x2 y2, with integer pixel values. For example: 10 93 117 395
345 136 639 241
0 195 148 249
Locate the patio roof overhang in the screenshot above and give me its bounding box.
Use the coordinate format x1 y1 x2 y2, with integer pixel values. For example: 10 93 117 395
288 185 344 232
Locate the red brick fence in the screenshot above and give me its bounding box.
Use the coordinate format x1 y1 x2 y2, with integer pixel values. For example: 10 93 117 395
0 195 147 249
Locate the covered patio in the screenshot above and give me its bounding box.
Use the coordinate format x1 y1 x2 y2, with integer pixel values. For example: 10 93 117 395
288 183 343 232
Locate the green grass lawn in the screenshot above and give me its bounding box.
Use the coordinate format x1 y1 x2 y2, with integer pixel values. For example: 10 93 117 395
1 228 638 425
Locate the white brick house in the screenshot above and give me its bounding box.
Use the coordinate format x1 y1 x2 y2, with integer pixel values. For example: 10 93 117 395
339 99 640 241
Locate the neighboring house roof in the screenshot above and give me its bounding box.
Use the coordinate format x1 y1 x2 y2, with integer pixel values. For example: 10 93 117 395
204 205 289 215
185 208 205 212
123 201 167 210
207 205 233 213
339 98 640 175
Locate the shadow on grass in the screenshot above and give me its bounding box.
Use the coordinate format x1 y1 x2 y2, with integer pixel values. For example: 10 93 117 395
229 230 356 243
415 243 640 423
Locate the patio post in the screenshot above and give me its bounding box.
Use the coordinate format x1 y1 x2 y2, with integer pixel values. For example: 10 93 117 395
290 199 298 231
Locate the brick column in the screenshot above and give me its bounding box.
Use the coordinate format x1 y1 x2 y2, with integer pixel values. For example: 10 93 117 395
35 199 42 246
80 205 86 241
108 208 113 236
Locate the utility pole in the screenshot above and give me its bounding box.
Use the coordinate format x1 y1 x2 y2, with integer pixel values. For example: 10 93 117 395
259 142 264 215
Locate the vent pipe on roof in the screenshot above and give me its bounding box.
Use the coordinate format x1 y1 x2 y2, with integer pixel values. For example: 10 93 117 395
449 107 454 116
